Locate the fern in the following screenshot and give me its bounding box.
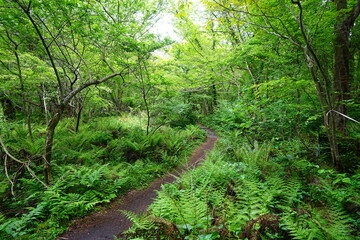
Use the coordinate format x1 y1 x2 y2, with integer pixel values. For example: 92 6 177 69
147 179 224 238
322 206 353 239
224 177 271 233
281 204 353 240
122 210 184 240
122 210 155 231
235 140 273 170
150 185 209 227
22 202 47 223
265 175 302 213
0 202 47 237
147 133 163 148
127 134 359 240
77 165 107 187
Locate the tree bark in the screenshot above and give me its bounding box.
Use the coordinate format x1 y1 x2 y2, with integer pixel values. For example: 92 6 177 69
333 0 360 134
75 105 83 133
292 0 341 167
44 111 62 185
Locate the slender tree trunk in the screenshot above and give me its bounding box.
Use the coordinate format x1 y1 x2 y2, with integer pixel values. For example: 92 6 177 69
75 105 83 133
42 84 49 125
13 44 34 141
142 90 151 136
26 110 33 141
44 111 62 185
109 87 123 113
209 78 217 113
212 83 217 107
116 87 123 112
327 114 341 167
293 0 344 167
309 62 341 167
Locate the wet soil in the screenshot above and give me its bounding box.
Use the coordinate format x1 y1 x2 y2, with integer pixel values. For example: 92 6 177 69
58 127 218 240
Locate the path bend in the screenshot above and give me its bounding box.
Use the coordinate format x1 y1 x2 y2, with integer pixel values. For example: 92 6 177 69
58 127 218 240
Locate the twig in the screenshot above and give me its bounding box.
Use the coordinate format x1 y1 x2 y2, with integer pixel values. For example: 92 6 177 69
0 136 24 164
4 155 15 196
0 136 48 190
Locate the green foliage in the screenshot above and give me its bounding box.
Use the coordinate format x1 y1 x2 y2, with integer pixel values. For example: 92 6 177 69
282 205 352 240
125 134 358 240
0 203 47 239
235 140 275 171
1 0 359 238
0 164 117 239
204 86 319 142
154 101 199 128
0 116 205 239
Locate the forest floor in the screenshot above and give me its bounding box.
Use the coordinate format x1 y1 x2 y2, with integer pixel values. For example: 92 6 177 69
58 127 218 240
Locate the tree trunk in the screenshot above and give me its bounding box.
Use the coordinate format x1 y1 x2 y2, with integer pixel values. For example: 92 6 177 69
293 0 350 168
75 105 83 133
333 0 352 134
143 92 151 136
44 111 62 185
308 60 341 167
209 81 217 113
26 110 33 141
116 87 123 112
42 83 50 125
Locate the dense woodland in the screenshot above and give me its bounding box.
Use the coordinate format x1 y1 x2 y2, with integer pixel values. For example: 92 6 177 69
0 0 359 239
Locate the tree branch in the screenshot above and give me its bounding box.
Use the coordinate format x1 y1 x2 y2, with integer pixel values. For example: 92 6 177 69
211 0 302 47
292 0 332 107
14 0 64 98
344 0 360 26
0 136 48 191
63 65 129 105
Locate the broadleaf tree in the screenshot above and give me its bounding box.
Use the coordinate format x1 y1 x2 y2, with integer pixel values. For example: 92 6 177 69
0 0 168 184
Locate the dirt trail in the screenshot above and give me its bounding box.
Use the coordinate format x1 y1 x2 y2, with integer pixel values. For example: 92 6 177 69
58 127 218 240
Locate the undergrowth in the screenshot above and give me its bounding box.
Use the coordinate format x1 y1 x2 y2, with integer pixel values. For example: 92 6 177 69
0 115 206 239
123 134 359 240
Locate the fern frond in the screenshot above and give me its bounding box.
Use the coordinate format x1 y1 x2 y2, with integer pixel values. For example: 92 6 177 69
315 205 352 240
121 210 155 231
235 141 273 170
22 202 47 222
281 204 353 240
281 210 319 240
236 179 269 220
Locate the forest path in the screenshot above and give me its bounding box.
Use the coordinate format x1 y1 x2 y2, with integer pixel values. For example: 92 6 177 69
58 127 218 240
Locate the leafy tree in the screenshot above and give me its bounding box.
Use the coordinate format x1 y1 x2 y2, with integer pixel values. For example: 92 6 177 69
0 0 167 184
200 0 360 169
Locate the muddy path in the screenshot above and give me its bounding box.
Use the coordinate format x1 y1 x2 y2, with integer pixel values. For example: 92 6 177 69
58 127 218 240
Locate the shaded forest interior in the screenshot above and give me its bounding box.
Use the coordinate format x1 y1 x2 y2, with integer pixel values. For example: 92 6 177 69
0 0 359 239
